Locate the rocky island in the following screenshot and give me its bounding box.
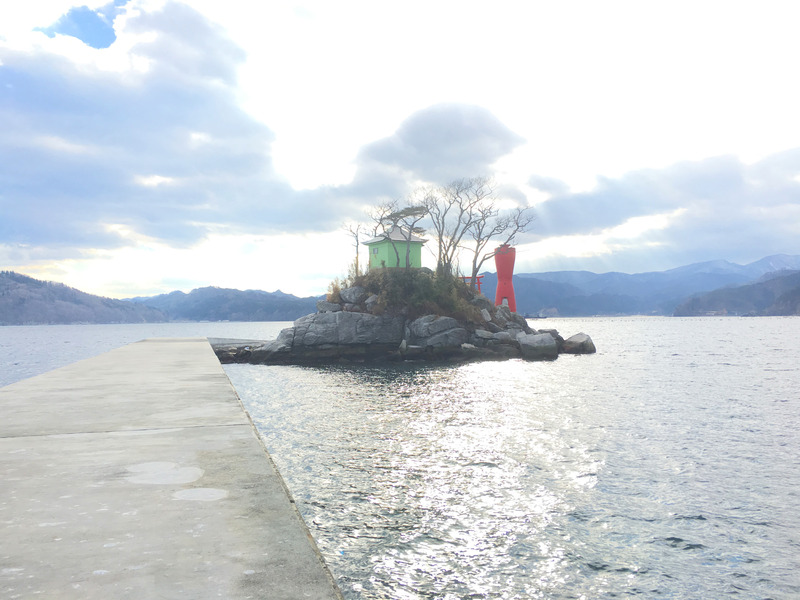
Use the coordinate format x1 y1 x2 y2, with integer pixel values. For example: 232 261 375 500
213 270 595 366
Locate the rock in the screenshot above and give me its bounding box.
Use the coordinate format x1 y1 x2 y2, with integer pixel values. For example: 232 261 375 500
492 331 513 344
337 313 404 346
248 328 294 362
490 344 521 358
562 332 596 354
424 327 469 348
471 329 494 346
480 308 492 322
405 314 470 354
292 312 404 349
365 294 379 311
508 311 533 333
459 343 503 362
495 305 513 321
484 321 503 334
316 300 341 313
249 338 291 362
538 328 565 351
471 295 494 311
408 315 461 340
516 332 558 361
506 326 525 339
339 286 367 305
211 302 596 365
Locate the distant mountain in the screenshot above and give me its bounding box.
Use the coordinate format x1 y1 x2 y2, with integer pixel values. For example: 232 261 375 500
1 272 321 325
0 271 167 325
129 286 321 322
5 253 800 324
479 254 800 316
673 270 800 316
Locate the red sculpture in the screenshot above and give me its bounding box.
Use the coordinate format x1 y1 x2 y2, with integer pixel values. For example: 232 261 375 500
494 244 516 312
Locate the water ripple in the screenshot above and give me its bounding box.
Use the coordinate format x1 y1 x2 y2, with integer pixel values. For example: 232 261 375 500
226 317 800 599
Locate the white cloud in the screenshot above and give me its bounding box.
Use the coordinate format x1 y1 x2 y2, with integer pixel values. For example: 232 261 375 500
35 135 96 154
3 0 800 296
18 230 353 298
134 174 176 187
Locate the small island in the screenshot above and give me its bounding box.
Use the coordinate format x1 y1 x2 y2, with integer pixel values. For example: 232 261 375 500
213 268 595 366
216 194 595 366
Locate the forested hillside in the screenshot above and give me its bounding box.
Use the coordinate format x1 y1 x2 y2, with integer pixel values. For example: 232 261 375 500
673 271 800 316
130 287 320 322
1 272 321 325
0 271 167 325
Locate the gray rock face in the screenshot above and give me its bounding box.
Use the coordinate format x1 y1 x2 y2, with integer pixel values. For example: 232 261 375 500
212 295 596 365
561 332 597 354
425 327 469 348
339 286 367 305
407 315 468 351
408 315 461 340
492 331 513 344
294 312 404 347
470 295 494 311
473 329 495 341
316 300 341 313
516 332 558 361
247 328 294 362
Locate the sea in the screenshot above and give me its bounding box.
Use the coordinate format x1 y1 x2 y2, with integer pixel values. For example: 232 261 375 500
2 317 799 599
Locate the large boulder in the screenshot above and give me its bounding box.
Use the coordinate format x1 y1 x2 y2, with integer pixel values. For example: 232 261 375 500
339 286 367 305
407 314 469 352
407 315 461 340
561 332 597 354
516 332 558 361
316 300 341 313
294 312 404 347
211 298 597 365
248 328 295 362
425 327 469 348
294 312 340 346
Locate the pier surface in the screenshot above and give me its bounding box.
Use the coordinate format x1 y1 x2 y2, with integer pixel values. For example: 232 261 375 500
0 338 342 599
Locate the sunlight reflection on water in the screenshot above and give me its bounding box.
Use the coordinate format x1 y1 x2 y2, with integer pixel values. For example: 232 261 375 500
226 317 800 599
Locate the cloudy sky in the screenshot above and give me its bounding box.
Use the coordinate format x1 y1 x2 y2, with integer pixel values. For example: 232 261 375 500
2 0 800 298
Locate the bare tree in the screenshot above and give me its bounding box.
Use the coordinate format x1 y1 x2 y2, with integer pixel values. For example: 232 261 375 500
344 222 364 278
368 200 398 237
365 177 532 279
466 206 534 286
369 200 428 268
422 176 534 285
422 177 493 277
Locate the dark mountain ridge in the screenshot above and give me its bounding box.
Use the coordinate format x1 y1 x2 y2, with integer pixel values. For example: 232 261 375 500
0 271 167 325
480 254 800 316
130 286 320 322
673 270 800 316
4 254 800 324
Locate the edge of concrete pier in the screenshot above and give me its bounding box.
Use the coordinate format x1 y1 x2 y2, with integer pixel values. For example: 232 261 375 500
0 337 343 599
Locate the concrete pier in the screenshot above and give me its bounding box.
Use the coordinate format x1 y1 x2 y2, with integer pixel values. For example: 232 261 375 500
0 338 342 599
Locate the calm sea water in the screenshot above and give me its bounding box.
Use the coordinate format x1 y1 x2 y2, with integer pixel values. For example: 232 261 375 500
0 321 288 388
3 318 800 598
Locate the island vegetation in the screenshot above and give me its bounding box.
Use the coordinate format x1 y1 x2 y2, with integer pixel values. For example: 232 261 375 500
332 176 533 318
214 179 597 365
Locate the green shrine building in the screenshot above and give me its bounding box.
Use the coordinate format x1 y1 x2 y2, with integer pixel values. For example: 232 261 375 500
362 226 426 269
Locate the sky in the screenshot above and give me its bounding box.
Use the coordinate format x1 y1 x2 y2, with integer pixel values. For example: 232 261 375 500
2 0 800 298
